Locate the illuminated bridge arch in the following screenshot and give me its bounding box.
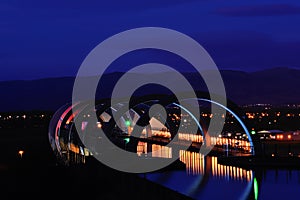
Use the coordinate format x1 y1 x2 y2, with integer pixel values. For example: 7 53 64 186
193 98 254 154
48 94 255 165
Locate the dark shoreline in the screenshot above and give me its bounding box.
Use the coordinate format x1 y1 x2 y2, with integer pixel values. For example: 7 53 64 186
0 127 192 199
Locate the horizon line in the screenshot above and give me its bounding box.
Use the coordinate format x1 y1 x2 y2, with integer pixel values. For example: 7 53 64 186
0 66 298 82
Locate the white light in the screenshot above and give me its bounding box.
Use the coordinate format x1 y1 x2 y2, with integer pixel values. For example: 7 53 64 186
18 150 24 158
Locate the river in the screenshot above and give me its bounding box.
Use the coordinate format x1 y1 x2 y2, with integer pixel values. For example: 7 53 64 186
138 143 300 200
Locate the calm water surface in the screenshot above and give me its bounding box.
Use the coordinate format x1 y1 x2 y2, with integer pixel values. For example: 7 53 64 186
139 143 300 200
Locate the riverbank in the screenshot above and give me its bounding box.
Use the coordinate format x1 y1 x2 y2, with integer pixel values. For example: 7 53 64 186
0 128 192 199
1 158 193 199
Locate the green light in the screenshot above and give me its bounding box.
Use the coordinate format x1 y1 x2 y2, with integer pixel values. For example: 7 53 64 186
125 120 131 127
124 138 130 144
254 177 258 200
251 130 256 135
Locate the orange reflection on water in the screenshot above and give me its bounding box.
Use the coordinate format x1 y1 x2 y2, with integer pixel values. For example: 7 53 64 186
179 150 252 181
136 142 252 181
180 150 204 175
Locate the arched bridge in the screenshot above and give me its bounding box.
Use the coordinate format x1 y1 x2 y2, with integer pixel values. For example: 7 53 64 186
48 93 255 166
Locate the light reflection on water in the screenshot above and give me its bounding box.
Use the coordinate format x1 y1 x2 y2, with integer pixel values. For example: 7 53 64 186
137 142 254 199
137 142 252 180
138 142 300 199
62 140 300 199
179 151 252 182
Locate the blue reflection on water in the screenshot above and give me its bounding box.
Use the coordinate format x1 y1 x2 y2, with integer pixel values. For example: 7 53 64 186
258 169 300 199
144 170 202 196
142 169 250 199
142 167 300 200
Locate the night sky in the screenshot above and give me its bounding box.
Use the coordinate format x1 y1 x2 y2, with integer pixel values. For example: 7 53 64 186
1 0 300 81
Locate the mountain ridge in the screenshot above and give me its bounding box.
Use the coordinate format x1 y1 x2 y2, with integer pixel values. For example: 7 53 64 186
0 67 299 112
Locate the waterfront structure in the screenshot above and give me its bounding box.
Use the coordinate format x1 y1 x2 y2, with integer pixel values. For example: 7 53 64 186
48 94 255 165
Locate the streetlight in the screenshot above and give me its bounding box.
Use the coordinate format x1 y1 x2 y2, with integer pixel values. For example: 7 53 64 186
18 150 24 159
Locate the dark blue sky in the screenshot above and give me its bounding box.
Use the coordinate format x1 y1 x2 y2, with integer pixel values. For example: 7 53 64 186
1 0 300 81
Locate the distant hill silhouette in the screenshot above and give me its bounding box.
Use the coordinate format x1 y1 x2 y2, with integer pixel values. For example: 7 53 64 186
0 67 299 112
